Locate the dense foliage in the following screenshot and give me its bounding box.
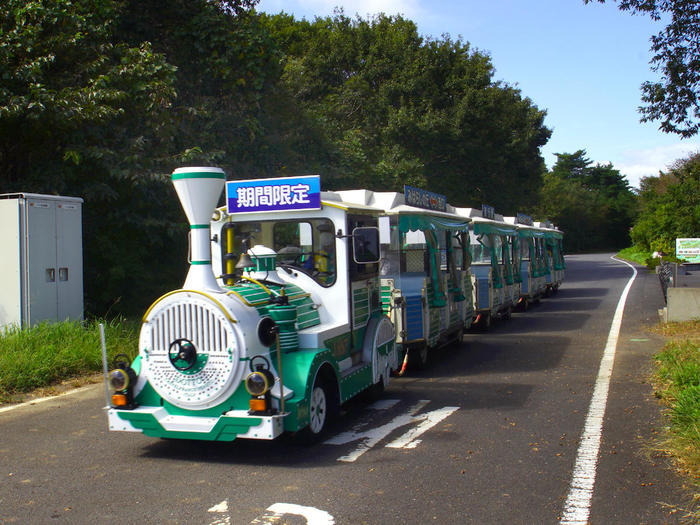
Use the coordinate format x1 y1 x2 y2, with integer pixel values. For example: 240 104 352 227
0 0 281 315
631 152 700 255
586 0 700 137
531 150 637 252
263 12 551 210
1 3 556 315
9 2 694 316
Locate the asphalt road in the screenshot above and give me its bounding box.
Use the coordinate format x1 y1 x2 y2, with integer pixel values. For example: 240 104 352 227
0 253 692 524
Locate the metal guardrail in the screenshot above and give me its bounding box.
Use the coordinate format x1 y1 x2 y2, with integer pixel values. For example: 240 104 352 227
658 261 677 303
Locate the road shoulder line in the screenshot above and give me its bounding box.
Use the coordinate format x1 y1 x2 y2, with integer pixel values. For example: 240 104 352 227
560 256 638 524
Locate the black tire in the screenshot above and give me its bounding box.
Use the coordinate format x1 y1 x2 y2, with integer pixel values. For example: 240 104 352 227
453 327 464 347
294 374 338 444
362 376 386 402
476 313 492 332
408 344 429 369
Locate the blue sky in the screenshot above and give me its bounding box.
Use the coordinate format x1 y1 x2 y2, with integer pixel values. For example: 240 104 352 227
256 0 699 188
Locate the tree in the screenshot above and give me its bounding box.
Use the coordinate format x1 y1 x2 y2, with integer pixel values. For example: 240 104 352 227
0 0 176 190
631 151 700 255
533 150 637 251
585 0 700 137
263 12 551 211
0 0 282 315
0 0 185 315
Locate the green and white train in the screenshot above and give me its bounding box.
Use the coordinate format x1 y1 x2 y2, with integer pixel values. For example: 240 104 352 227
106 168 564 442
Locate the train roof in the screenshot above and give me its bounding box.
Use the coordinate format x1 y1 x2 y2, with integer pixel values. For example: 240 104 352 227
328 190 470 231
454 207 516 235
320 190 384 213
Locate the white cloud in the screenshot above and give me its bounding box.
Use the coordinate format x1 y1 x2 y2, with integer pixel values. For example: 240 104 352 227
598 142 699 189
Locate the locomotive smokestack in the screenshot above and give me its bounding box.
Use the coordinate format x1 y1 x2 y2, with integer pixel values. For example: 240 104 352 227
171 167 226 291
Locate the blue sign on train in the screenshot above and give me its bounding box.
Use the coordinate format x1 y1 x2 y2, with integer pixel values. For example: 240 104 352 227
404 185 446 212
226 175 322 214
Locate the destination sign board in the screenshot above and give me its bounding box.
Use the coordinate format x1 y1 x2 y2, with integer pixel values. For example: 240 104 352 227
226 175 321 214
481 204 495 220
404 185 446 212
516 213 533 226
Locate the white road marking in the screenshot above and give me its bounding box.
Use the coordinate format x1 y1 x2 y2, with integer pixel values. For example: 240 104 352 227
325 400 458 461
560 257 637 525
385 405 459 449
208 499 231 525
208 500 229 513
251 503 335 525
0 384 98 414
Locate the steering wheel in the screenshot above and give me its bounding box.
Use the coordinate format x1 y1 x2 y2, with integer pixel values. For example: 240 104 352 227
168 338 198 371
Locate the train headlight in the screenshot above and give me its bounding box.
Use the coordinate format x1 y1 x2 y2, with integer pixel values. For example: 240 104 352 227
245 371 272 396
109 354 138 409
109 369 130 391
245 355 277 415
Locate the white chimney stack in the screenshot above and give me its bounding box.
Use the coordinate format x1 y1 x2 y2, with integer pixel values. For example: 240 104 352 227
171 167 225 291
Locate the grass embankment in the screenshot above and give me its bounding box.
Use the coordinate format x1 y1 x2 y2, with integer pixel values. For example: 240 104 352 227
616 246 651 266
652 320 700 516
0 319 138 404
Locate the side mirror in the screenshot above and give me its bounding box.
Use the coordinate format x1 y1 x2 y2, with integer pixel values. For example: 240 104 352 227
352 227 380 264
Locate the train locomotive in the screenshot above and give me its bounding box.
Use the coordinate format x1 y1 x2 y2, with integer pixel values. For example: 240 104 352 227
105 167 564 443
107 168 398 442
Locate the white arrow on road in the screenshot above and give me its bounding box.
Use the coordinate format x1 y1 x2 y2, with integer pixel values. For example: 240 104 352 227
324 400 459 462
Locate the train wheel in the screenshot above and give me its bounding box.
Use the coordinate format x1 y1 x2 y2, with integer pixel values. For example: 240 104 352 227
476 313 492 332
308 384 328 434
364 362 390 401
409 344 429 369
365 345 390 400
453 327 464 347
295 375 337 444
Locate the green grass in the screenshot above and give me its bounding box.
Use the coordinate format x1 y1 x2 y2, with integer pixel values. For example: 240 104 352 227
0 318 139 404
616 246 651 266
652 321 700 518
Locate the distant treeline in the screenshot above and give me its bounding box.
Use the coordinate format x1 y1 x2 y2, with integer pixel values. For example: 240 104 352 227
0 1 653 316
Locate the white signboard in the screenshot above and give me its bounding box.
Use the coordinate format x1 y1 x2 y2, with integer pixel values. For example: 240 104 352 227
676 238 700 263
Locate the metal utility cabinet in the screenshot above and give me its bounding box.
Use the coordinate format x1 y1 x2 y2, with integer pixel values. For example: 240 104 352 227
0 193 84 329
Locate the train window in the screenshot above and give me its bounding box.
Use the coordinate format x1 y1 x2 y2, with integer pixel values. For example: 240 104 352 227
221 218 337 286
438 231 449 271
402 230 428 273
493 235 504 264
469 231 492 264
348 215 379 279
451 232 466 270
275 219 336 285
379 221 401 276
352 227 380 264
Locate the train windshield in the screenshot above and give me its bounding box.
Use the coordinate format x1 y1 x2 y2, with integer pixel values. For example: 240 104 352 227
221 218 337 286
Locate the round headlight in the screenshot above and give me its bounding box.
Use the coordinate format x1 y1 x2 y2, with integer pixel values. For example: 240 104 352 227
109 369 130 391
245 371 271 396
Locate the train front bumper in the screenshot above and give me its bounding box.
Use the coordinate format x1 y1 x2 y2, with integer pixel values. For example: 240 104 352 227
107 407 286 441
